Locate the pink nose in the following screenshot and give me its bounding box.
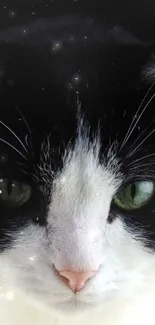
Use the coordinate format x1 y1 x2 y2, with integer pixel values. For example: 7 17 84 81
58 270 96 292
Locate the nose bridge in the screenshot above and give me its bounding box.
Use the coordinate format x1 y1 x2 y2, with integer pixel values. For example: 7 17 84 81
61 227 89 257
61 221 96 252
53 221 101 271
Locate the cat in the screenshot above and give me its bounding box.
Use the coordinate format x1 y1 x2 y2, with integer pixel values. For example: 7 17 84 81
0 13 155 325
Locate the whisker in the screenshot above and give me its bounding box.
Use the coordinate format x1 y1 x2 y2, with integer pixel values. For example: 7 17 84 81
124 92 155 151
0 120 28 154
16 162 28 168
129 162 155 170
119 83 155 151
20 169 29 175
128 153 155 166
15 105 33 156
126 127 155 158
15 105 31 137
25 134 29 147
0 138 27 160
125 118 155 160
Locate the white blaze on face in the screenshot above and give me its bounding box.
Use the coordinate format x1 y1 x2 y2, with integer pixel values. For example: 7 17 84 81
47 130 121 271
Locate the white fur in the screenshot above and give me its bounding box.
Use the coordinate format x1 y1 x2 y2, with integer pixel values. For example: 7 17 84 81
0 129 155 324
142 55 155 81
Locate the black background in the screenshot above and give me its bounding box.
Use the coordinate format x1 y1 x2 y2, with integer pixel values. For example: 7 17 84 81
0 1 155 42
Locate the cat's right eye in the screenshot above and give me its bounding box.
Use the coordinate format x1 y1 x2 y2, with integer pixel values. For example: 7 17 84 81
0 178 31 207
114 180 154 211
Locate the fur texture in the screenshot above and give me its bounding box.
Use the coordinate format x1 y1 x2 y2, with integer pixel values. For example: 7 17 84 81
0 13 155 325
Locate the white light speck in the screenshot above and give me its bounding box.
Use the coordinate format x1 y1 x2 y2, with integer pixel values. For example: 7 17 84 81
32 11 36 15
4 6 6 9
29 256 35 261
0 179 3 183
8 10 17 18
51 41 62 52
84 36 87 39
42 87 44 91
68 83 73 89
20 231 24 235
23 30 26 34
0 190 2 194
72 73 81 85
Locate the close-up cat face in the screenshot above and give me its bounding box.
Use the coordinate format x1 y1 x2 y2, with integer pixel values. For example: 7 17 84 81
1 4 155 325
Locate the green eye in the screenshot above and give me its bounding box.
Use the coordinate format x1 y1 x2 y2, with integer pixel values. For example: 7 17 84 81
0 178 31 207
114 181 154 210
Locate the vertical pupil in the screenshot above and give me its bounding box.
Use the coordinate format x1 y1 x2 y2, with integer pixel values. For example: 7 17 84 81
131 184 136 200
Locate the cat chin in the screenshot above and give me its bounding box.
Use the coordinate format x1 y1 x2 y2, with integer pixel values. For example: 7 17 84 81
28 291 102 315
47 299 100 315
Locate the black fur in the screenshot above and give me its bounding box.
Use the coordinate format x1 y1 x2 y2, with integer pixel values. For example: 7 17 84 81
0 12 155 250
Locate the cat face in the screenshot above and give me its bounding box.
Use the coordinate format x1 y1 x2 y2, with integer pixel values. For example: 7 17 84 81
1 113 155 314
0 18 155 314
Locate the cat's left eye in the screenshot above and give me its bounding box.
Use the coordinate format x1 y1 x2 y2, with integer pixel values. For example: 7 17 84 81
0 178 31 207
114 180 154 210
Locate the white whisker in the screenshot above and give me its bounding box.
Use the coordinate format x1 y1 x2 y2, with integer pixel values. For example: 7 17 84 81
129 162 155 170
0 138 27 160
16 162 28 168
119 83 155 151
25 134 29 147
126 127 155 158
125 119 155 160
20 169 29 175
128 153 155 166
15 105 32 137
0 120 28 153
15 105 33 155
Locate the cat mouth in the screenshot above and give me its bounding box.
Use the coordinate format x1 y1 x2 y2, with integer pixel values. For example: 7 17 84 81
51 298 98 313
46 293 102 313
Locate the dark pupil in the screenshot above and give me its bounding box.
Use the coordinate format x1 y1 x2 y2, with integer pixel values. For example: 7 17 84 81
131 184 136 200
7 180 13 196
